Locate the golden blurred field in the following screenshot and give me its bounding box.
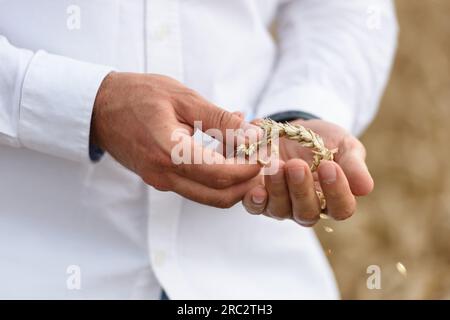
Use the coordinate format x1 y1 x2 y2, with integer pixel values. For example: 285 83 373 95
315 0 450 299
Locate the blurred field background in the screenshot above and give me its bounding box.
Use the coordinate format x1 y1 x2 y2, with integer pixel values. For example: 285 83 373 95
315 0 450 299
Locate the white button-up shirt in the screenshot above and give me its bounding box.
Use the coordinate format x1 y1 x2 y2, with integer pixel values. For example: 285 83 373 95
0 0 398 299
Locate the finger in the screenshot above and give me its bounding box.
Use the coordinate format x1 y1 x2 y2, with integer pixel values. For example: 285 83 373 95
188 106 263 160
228 111 255 158
242 185 268 215
285 159 320 227
232 111 245 119
172 137 261 189
264 161 292 220
183 102 263 147
168 172 261 209
318 161 356 221
336 137 374 196
250 118 263 126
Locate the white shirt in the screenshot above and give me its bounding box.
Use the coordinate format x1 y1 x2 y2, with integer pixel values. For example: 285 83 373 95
0 0 398 299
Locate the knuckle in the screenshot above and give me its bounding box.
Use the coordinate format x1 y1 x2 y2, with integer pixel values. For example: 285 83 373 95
212 109 232 130
270 187 287 198
179 89 201 107
215 199 233 209
267 206 291 220
151 155 172 170
157 180 172 192
332 206 355 221
290 188 310 199
142 177 153 186
153 180 171 192
342 135 359 149
323 188 339 198
172 163 196 178
145 96 172 110
213 174 232 189
142 173 171 191
213 194 236 209
185 88 201 100
275 214 291 221
294 210 319 223
141 172 155 186
173 163 188 176
342 135 366 157
217 110 228 127
278 211 292 220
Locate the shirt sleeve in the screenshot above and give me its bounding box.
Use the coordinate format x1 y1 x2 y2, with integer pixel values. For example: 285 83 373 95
0 35 113 162
255 0 399 136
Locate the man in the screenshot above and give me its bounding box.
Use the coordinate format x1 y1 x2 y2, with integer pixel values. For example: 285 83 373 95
0 0 398 299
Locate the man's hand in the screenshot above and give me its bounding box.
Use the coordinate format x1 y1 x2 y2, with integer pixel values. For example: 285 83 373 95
242 119 374 226
91 72 261 208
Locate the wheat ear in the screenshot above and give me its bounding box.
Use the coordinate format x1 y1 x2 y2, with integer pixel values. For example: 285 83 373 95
237 118 337 211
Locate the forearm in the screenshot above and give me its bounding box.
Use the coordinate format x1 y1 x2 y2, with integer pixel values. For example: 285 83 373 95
256 0 399 135
0 35 113 162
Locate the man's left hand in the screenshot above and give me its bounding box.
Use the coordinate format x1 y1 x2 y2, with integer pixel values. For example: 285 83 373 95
242 119 374 226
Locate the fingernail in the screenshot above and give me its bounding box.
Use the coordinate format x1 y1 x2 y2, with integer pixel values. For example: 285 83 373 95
252 194 265 205
288 166 305 183
320 162 337 184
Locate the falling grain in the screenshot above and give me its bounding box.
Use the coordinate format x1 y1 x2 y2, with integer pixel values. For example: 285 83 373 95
396 262 407 277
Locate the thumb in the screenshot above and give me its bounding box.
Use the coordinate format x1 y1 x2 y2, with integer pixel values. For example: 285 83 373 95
197 104 263 146
232 111 245 120
203 104 255 132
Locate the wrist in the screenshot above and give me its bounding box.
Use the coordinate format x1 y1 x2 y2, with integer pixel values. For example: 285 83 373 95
91 71 117 148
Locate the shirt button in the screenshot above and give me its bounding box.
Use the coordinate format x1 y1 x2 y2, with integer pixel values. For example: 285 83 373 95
153 250 166 267
149 24 171 41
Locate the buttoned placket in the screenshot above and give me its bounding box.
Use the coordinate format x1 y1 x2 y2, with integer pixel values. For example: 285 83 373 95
144 0 183 80
144 0 190 298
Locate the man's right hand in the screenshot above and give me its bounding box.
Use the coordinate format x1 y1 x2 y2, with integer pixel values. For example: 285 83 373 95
91 72 261 208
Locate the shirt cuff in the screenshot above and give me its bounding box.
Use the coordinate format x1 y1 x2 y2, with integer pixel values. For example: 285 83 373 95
255 85 355 133
18 50 114 162
89 143 105 162
266 110 320 122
